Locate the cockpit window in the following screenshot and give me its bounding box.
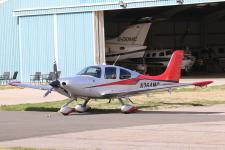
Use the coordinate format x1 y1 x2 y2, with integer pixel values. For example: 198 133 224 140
120 69 131 79
77 66 101 78
105 67 117 79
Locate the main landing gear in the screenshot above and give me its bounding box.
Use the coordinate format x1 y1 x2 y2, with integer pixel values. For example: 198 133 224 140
59 98 90 115
59 97 137 115
118 98 137 113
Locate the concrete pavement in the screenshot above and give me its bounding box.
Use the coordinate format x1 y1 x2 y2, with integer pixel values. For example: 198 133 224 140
1 121 225 150
0 88 66 105
0 79 225 149
0 104 225 150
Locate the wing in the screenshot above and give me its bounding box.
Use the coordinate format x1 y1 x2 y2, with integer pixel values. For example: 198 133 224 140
102 81 213 98
9 81 52 90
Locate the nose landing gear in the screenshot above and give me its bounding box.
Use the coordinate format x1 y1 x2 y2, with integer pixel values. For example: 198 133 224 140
59 106 75 115
59 98 90 115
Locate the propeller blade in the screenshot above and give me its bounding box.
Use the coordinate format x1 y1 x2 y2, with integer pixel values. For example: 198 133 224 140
53 61 59 80
43 88 53 97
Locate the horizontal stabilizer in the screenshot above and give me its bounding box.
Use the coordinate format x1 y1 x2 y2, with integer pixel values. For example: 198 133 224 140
192 81 213 87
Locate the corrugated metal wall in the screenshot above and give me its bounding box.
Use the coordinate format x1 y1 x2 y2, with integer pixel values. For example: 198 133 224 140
57 12 95 76
1 0 224 82
19 15 55 81
18 12 95 81
0 1 19 79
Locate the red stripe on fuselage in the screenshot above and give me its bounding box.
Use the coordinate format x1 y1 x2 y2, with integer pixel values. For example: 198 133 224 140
95 76 141 87
94 74 172 87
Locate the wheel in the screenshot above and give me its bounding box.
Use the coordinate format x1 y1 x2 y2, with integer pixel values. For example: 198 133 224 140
121 104 137 113
59 106 75 115
75 104 89 113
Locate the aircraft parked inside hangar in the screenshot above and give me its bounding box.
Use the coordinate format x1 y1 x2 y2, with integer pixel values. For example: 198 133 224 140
105 18 151 62
105 18 195 73
10 50 212 115
144 49 196 72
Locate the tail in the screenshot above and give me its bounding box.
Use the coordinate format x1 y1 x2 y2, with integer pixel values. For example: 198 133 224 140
106 22 151 45
140 50 184 82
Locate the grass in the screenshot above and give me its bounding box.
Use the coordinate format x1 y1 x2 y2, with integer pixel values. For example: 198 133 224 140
0 85 225 113
0 85 23 90
0 98 224 113
174 84 225 92
0 147 51 150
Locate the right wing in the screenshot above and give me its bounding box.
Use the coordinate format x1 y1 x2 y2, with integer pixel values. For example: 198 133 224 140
101 81 213 98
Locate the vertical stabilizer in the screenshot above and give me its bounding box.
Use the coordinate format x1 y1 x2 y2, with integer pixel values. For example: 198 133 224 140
140 50 184 82
106 22 151 45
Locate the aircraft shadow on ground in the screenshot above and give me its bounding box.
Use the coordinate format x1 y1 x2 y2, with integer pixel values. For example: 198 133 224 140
73 109 221 115
25 102 222 115
25 107 58 112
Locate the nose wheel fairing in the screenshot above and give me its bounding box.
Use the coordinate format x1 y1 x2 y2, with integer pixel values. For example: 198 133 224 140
59 98 91 115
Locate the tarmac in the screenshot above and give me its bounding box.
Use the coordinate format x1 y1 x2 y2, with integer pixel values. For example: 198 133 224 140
0 78 225 149
0 88 66 105
0 105 225 150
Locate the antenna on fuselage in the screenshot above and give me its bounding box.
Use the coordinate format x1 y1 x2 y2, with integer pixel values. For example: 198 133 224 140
113 55 120 66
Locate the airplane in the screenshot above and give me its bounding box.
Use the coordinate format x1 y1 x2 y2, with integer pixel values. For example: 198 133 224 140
105 18 195 73
144 49 196 73
105 17 151 62
9 50 213 115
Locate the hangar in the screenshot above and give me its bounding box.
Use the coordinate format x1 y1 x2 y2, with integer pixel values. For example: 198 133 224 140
0 0 225 82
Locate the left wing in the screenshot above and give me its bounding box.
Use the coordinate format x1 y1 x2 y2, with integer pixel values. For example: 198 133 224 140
9 81 52 90
101 81 213 98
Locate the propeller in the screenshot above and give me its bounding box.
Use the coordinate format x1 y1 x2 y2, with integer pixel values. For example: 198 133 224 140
43 61 60 97
43 88 53 97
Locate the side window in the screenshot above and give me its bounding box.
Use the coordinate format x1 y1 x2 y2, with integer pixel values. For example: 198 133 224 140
120 69 131 79
77 66 101 78
152 53 156 57
105 67 117 79
159 52 164 56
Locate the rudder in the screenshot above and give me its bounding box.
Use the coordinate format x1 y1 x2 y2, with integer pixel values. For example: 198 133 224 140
159 50 184 82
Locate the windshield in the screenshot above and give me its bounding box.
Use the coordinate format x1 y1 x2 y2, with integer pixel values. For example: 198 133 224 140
77 66 101 78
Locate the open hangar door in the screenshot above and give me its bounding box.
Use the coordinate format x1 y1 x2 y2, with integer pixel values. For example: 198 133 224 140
104 2 225 76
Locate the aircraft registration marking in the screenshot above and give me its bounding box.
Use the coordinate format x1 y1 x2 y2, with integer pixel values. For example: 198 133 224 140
118 36 137 42
140 82 160 88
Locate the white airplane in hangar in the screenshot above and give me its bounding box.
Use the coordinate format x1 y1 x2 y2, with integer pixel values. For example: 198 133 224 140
105 17 196 72
10 50 212 115
105 17 151 62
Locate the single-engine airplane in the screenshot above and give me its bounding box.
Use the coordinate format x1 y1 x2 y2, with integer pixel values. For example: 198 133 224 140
10 50 213 115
